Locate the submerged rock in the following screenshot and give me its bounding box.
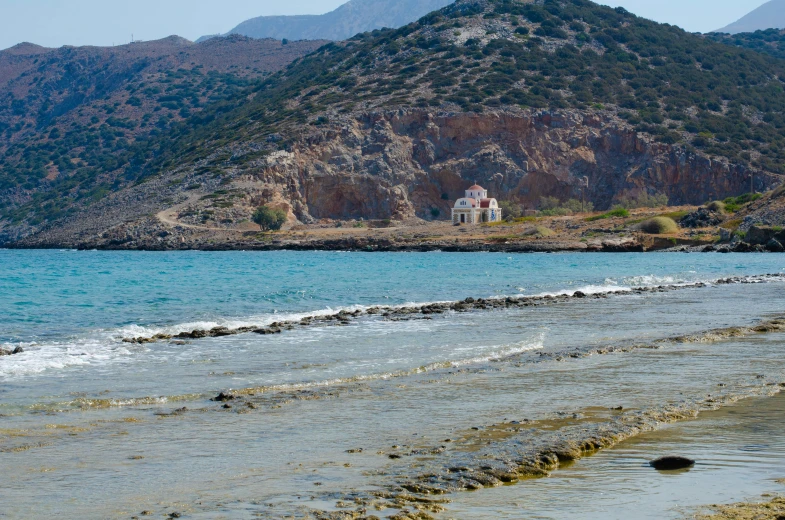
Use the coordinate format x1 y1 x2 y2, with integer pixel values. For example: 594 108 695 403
212 392 235 402
649 456 695 470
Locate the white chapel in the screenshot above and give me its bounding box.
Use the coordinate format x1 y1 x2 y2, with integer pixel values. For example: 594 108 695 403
452 184 502 224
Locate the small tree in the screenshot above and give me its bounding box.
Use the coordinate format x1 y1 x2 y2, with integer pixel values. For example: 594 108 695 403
499 200 522 220
252 206 287 231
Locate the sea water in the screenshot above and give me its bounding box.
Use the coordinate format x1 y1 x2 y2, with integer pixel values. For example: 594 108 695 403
0 250 784 518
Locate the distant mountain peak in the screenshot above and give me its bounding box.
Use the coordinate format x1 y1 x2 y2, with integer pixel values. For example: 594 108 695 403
714 0 785 34
2 42 51 55
199 0 456 42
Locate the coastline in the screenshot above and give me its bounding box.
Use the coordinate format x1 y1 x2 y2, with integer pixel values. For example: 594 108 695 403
4 204 777 253
0 238 768 253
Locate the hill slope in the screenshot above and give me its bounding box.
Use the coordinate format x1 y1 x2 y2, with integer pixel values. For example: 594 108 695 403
707 28 785 61
0 36 326 237
6 0 785 247
715 0 785 34
201 0 455 42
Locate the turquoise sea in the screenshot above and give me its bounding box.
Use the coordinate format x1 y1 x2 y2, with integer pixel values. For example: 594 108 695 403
1 250 785 518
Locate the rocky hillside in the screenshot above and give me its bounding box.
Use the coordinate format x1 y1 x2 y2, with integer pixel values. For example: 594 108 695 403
6 0 785 246
0 35 325 237
707 29 785 61
714 0 785 34
200 0 454 42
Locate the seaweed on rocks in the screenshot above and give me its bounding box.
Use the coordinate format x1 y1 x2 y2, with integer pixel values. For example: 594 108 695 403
309 384 785 519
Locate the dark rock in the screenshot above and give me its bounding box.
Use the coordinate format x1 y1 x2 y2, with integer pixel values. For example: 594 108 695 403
573 291 587 298
212 392 235 402
12 346 24 354
747 225 779 245
680 208 723 228
766 238 784 252
649 456 695 470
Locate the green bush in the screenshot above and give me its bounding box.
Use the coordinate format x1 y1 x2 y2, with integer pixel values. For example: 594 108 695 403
706 200 726 214
723 193 762 212
522 226 555 237
252 206 287 231
585 208 630 221
538 197 592 216
499 200 523 219
639 217 679 234
615 192 669 209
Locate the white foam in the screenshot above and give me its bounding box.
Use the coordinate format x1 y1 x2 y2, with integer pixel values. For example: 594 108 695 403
0 337 136 379
4 273 782 381
226 336 545 395
533 284 632 298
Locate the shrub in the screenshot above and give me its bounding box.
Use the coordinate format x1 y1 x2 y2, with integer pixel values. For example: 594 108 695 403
499 200 523 219
430 207 441 218
523 226 555 237
615 192 669 209
706 200 726 214
639 217 679 234
539 196 561 211
585 208 630 221
539 207 573 216
538 196 592 216
252 206 287 231
723 193 762 212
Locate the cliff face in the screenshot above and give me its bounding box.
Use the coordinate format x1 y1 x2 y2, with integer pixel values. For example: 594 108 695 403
6 106 780 248
260 108 780 222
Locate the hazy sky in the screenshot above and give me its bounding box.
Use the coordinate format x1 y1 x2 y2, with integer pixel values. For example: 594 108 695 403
0 0 770 51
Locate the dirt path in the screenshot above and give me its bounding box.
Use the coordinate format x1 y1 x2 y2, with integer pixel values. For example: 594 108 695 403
156 194 244 232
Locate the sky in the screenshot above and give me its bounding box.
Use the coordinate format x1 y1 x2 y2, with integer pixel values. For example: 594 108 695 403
0 0 771 51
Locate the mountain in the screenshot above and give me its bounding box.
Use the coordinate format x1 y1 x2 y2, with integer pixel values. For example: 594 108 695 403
6 0 785 247
707 28 785 61
714 0 785 34
0 35 326 237
199 0 455 42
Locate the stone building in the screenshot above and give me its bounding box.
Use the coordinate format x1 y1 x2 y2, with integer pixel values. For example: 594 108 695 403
451 184 502 224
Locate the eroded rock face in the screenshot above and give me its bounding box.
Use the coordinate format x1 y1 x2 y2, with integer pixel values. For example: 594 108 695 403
258 108 781 222
6 107 783 247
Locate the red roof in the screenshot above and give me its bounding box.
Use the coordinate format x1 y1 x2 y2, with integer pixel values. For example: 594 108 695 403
479 198 494 208
468 185 485 191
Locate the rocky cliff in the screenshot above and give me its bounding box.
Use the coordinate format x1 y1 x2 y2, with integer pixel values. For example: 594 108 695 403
11 106 781 249
261 108 781 223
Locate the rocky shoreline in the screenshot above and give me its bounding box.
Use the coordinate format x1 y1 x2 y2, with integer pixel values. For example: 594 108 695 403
120 274 785 346
4 236 781 253
6 220 785 253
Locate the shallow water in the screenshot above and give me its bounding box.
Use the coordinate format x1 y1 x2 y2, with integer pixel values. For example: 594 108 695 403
443 391 785 520
1 251 784 518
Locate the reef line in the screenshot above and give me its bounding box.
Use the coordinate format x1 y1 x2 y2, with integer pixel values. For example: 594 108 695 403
121 273 785 346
